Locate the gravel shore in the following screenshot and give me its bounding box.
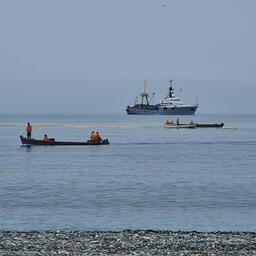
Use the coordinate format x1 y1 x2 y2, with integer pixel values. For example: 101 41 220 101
0 230 256 255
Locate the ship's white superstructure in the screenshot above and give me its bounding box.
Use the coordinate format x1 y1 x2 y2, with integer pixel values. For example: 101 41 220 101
158 80 198 114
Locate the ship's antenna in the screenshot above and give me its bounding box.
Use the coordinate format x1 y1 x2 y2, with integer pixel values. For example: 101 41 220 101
168 79 174 98
141 80 147 105
142 80 146 105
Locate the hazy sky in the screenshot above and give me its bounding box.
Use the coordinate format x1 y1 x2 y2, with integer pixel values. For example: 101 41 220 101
0 0 255 114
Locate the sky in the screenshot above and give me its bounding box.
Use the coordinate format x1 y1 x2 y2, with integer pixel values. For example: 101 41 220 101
0 0 255 114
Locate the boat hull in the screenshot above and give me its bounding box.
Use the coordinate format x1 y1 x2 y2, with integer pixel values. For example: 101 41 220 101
126 105 198 115
164 124 197 129
126 105 159 115
179 123 224 128
158 105 198 115
196 123 224 128
20 136 110 146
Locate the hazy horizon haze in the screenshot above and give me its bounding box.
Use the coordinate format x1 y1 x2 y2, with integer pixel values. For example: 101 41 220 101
0 0 255 114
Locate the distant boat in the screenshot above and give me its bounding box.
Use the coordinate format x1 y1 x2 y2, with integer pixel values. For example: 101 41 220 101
164 123 197 129
126 80 159 115
164 122 224 129
126 80 198 115
20 136 110 146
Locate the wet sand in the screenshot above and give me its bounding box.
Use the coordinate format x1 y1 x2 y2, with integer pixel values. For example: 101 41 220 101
1 230 256 255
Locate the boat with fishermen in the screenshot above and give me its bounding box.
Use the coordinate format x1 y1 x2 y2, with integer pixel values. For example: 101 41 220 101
20 136 110 146
164 120 224 129
126 80 199 115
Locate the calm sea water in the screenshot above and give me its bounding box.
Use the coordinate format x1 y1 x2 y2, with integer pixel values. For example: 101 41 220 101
0 113 256 231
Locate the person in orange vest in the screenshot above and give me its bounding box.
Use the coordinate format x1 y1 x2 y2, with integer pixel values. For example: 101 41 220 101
26 122 32 138
91 131 102 141
42 134 49 142
95 131 102 141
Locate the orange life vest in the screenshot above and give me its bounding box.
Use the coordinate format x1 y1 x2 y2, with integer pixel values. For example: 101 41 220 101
43 136 49 142
26 125 32 133
91 133 97 141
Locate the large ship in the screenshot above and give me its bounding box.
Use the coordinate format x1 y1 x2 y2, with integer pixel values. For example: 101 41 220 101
126 80 199 115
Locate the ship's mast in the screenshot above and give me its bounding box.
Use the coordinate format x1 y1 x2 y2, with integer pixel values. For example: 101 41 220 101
141 80 149 105
168 79 174 98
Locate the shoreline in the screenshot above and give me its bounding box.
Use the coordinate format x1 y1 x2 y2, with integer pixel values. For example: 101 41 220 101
1 230 256 255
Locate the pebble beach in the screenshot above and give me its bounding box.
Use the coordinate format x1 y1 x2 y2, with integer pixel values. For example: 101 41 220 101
1 230 256 255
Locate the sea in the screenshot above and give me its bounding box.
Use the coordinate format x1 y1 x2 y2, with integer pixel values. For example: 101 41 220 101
0 113 256 231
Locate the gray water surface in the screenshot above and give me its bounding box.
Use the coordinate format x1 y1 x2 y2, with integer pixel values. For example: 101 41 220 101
0 114 256 231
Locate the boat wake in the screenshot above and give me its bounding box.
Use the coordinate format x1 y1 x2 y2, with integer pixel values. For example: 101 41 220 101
0 124 162 129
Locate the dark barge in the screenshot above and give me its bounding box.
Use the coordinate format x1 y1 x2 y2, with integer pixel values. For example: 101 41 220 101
195 123 224 128
178 123 224 128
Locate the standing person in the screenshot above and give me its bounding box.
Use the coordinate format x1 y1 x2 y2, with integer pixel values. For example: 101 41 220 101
26 122 32 138
176 118 180 125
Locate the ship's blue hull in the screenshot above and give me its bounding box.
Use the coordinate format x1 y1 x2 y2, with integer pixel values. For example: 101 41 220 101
126 105 198 115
